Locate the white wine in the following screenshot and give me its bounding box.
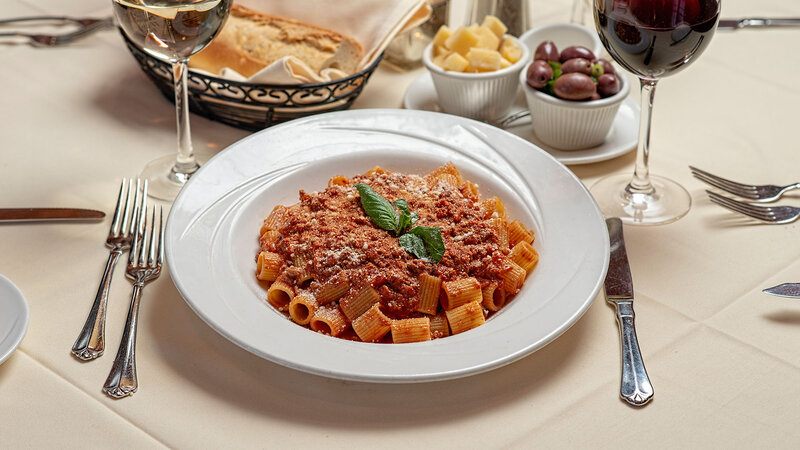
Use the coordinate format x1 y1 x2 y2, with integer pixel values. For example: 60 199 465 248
113 0 231 61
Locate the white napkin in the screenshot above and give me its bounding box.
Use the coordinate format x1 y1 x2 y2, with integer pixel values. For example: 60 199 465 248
194 0 431 84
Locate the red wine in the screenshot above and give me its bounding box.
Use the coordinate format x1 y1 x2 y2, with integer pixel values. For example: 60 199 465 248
595 0 720 79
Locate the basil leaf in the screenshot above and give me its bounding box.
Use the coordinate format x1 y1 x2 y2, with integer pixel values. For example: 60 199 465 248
393 199 410 215
355 183 398 232
408 226 445 263
393 199 413 232
399 233 429 260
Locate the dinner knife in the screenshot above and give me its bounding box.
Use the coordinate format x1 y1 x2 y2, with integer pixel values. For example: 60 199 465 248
763 283 800 298
718 18 800 31
0 208 105 222
604 218 654 406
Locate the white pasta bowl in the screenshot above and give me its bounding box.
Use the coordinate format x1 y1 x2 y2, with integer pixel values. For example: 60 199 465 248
519 68 630 150
166 109 609 383
421 37 531 122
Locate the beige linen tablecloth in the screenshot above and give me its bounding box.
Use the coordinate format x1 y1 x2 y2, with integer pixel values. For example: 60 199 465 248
3 0 800 447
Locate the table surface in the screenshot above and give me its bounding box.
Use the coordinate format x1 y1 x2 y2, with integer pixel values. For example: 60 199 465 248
3 0 800 447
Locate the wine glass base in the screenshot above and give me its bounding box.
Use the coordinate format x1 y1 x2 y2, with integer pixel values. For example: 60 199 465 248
141 154 202 201
590 173 691 226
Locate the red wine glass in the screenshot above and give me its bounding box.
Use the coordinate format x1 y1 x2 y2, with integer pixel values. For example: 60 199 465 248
591 0 721 225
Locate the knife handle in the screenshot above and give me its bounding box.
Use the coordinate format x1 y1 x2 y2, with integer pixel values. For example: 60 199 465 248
614 301 654 406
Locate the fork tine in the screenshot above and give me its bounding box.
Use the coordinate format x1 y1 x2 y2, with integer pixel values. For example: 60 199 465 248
147 207 157 268
690 166 759 195
707 191 775 221
109 179 127 236
139 205 150 267
120 179 135 236
130 205 145 266
691 171 759 198
126 179 141 236
158 207 165 267
709 196 771 220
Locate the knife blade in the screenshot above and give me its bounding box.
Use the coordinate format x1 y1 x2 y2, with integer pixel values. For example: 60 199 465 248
605 218 654 406
0 208 105 222
718 18 800 31
763 283 800 298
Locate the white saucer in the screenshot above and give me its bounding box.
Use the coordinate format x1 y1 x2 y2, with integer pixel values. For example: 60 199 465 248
0 274 29 365
403 72 639 165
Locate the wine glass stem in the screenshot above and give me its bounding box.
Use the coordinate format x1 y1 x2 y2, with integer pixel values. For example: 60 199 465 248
171 58 199 183
628 78 658 196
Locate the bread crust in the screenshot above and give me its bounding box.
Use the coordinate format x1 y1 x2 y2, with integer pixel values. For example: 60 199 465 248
189 5 363 79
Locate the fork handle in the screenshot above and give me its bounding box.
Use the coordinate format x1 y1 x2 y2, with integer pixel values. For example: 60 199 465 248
71 249 123 360
614 301 654 406
103 282 144 399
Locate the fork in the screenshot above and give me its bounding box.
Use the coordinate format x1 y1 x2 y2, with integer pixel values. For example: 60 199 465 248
72 179 146 361
0 16 111 27
104 205 164 399
707 190 800 224
0 16 113 47
690 166 800 202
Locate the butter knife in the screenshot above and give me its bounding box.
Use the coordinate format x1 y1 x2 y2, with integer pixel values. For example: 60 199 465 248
0 208 105 222
605 218 654 406
763 283 800 298
718 18 800 31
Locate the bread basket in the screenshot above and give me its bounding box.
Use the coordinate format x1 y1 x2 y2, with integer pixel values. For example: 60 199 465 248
122 33 381 131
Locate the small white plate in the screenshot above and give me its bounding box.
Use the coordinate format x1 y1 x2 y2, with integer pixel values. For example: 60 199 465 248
403 72 639 165
0 274 29 365
166 109 609 383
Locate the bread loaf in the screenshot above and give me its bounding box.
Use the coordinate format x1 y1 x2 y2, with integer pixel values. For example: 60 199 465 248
189 5 363 79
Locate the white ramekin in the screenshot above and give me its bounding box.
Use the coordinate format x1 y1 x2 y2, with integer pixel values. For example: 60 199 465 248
422 37 531 122
518 23 603 61
519 65 630 151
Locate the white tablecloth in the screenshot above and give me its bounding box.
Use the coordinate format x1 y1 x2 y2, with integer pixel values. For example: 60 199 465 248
3 0 800 447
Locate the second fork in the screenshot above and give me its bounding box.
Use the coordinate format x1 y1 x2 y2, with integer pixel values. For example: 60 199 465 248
104 206 164 399
72 178 147 360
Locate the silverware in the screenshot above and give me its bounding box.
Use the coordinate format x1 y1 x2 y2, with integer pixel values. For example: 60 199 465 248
104 205 164 399
0 16 110 27
72 179 146 361
706 191 800 224
763 283 800 298
495 110 531 129
0 16 113 47
605 218 654 406
718 17 800 31
0 208 105 222
690 166 800 202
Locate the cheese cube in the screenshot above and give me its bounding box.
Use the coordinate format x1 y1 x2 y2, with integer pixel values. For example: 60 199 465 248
433 44 449 57
467 48 502 72
433 52 449 68
445 26 480 56
441 52 469 72
482 15 508 38
500 57 512 69
432 25 452 48
500 37 523 63
474 26 501 51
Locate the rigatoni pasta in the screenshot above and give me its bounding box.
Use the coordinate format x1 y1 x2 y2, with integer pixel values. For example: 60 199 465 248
255 163 539 343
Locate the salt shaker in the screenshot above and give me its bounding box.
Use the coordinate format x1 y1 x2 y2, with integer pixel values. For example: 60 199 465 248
469 0 531 36
384 0 450 70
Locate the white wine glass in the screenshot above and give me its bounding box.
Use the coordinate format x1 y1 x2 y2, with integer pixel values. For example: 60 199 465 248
112 0 232 200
